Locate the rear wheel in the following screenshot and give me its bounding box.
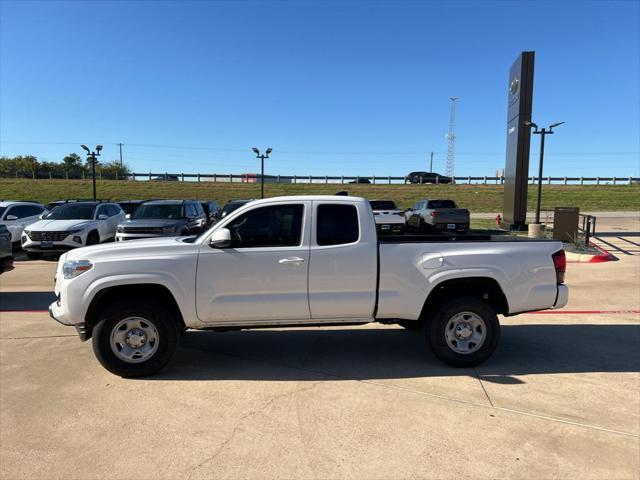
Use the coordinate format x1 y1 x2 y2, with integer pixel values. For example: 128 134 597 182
91 300 179 377
425 297 500 367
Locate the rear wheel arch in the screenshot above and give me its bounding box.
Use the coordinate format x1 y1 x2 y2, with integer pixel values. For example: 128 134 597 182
84 283 185 338
419 277 509 323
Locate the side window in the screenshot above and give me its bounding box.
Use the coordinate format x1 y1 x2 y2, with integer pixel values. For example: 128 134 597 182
107 205 120 216
195 203 205 215
7 205 42 219
227 204 304 248
317 204 359 246
96 206 107 218
186 204 197 217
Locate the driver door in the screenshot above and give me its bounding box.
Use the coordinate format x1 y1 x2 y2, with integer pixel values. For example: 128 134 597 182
195 201 311 324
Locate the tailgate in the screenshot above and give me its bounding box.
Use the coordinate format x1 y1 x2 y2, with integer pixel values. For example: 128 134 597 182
432 209 470 223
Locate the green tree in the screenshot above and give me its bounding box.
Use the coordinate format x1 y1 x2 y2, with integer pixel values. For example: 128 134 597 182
62 153 83 178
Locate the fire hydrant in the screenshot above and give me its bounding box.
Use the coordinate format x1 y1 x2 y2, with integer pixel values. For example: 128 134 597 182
496 213 502 225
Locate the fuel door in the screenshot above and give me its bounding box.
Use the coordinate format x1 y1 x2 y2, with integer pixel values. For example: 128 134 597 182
422 252 444 269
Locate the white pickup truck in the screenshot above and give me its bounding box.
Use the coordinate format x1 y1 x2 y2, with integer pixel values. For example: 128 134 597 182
50 195 568 377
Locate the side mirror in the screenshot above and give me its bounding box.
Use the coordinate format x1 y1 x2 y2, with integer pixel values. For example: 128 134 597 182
98 214 108 220
5 215 18 221
39 212 47 219
125 214 131 219
209 228 232 248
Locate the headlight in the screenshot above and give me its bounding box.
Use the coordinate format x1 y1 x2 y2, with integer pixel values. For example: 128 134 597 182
163 226 176 233
117 225 124 233
63 260 93 279
66 229 83 235
24 230 31 238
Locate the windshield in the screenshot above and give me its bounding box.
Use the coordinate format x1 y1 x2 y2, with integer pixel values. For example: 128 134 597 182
221 201 248 218
132 204 183 219
369 201 397 210
427 200 457 209
45 204 96 220
119 203 141 215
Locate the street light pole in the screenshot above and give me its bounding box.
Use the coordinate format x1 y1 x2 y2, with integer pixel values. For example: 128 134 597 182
81 144 103 201
429 151 434 173
524 121 564 224
252 147 272 199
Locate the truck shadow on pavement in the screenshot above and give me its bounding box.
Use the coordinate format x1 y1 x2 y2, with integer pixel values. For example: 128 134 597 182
154 324 640 383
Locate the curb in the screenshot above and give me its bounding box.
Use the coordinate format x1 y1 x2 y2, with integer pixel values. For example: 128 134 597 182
565 242 618 263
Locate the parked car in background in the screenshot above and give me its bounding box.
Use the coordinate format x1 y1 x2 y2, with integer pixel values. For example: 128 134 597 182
151 174 179 181
116 200 206 241
117 200 147 219
45 199 96 210
0 224 14 274
200 201 222 226
349 177 371 184
22 201 125 259
406 199 470 234
0 201 47 244
49 195 568 377
405 172 452 184
369 199 405 235
220 199 254 219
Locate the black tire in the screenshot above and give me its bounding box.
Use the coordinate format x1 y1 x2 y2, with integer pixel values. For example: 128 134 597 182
425 297 500 367
86 231 100 246
91 300 179 377
25 251 43 260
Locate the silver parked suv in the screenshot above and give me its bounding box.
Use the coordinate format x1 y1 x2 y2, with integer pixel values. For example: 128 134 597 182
116 200 207 241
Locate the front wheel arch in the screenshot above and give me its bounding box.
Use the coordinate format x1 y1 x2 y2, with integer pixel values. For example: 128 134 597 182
84 283 186 340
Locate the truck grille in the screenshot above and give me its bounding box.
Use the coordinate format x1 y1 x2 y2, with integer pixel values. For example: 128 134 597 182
121 226 164 234
28 231 70 241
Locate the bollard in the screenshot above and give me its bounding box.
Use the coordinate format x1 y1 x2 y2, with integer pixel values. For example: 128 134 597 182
528 223 545 239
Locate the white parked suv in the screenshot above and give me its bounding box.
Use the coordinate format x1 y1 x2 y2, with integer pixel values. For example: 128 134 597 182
0 201 47 244
22 201 125 259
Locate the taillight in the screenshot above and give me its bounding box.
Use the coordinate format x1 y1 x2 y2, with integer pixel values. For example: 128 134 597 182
552 249 566 284
430 211 437 218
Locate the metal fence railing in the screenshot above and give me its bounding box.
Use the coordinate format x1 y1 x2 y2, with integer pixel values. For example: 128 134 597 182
126 173 640 185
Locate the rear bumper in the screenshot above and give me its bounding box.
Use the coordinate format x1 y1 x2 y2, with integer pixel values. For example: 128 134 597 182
554 284 569 309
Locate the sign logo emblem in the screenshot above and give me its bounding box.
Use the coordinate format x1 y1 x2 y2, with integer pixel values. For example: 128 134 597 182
510 76 520 95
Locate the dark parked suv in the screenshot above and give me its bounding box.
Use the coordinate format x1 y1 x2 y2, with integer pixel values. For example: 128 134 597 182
115 200 207 241
200 201 222 226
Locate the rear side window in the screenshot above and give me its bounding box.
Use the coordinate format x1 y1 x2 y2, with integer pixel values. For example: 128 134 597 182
317 204 359 246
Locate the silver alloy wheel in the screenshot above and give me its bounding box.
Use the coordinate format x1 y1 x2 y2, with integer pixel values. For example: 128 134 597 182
444 311 486 355
109 317 159 363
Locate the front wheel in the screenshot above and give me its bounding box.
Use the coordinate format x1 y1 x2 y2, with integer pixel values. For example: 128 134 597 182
426 297 500 367
91 301 179 377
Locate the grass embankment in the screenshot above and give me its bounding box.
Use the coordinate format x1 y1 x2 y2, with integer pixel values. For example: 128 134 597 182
1 179 638 213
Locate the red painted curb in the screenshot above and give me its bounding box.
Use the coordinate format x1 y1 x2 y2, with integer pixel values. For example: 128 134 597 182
526 310 640 315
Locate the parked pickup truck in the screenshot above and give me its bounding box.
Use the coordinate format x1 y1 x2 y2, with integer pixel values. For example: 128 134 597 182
49 195 568 377
406 199 470 234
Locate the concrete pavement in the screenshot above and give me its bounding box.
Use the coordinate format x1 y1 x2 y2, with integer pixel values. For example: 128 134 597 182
1 218 638 479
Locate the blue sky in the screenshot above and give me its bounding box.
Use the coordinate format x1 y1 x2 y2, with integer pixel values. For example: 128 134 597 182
1 0 639 177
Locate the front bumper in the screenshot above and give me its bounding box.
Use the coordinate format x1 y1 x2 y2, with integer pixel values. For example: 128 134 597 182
116 232 175 241
49 303 89 340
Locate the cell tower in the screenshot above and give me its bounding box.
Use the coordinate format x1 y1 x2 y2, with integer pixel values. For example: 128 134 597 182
446 97 458 178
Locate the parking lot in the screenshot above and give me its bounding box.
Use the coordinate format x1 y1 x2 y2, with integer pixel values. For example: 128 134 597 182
1 214 638 480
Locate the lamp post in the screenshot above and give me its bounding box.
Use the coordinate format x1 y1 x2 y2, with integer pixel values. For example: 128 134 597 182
523 121 564 224
81 144 102 201
252 147 272 199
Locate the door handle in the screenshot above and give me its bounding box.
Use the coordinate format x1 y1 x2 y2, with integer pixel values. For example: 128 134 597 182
279 257 305 265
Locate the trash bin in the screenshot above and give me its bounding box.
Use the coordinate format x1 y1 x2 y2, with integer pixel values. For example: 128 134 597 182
553 207 579 242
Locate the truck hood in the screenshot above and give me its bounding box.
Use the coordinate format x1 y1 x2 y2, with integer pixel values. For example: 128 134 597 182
25 219 95 232
64 236 198 261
